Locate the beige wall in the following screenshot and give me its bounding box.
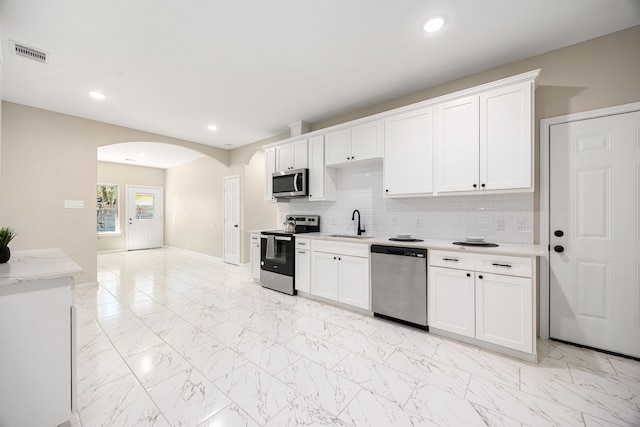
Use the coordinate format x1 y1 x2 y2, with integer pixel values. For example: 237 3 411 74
0 103 228 284
97 161 166 252
164 156 227 257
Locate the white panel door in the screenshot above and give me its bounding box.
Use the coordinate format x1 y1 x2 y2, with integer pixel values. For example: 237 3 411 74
223 175 240 265
550 110 640 358
127 186 163 251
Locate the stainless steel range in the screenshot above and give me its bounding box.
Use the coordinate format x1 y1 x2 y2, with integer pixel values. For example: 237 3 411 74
260 215 320 295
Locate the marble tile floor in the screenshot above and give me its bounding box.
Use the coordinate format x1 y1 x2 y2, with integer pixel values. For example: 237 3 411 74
72 248 640 426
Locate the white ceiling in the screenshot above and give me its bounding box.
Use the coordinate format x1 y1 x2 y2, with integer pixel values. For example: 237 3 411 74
2 0 639 161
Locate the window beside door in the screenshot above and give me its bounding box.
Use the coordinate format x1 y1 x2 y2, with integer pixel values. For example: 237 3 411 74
97 183 119 233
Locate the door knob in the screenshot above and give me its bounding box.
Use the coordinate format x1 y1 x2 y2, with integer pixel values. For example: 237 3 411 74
554 230 564 237
554 245 565 253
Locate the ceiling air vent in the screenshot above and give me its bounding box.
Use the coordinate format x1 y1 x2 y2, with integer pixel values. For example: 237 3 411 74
10 40 48 63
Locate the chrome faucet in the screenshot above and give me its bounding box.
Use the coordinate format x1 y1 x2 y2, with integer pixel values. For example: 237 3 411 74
351 209 365 236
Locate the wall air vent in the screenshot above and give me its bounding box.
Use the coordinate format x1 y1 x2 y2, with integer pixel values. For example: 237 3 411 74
10 40 48 63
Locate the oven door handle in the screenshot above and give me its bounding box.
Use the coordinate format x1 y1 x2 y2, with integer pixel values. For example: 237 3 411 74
293 173 299 192
275 236 292 241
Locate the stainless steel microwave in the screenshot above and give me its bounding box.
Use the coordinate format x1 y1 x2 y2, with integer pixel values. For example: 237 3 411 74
272 168 308 199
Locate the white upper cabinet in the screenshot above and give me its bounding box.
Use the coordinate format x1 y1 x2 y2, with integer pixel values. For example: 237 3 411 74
264 147 276 202
434 81 533 194
434 96 480 193
308 135 336 201
479 82 532 191
351 120 383 162
383 107 434 197
325 120 383 167
276 139 308 171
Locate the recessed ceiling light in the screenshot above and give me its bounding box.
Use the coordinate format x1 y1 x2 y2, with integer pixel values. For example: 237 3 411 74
423 16 445 33
208 124 219 131
224 144 232 148
88 90 107 100
137 152 146 157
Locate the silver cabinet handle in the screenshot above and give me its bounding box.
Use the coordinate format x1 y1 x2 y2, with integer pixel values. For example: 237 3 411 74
443 257 459 262
298 242 306 246
492 263 512 268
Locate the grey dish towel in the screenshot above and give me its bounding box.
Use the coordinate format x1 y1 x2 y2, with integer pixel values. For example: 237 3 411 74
266 235 276 259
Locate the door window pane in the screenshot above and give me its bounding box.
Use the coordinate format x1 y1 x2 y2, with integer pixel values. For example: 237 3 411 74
97 184 118 233
135 193 155 220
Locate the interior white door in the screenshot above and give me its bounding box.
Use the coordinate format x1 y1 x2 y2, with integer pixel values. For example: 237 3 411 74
550 110 640 358
126 186 163 250
223 175 241 265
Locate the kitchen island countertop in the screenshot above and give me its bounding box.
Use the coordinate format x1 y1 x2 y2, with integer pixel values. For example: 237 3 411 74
0 248 83 294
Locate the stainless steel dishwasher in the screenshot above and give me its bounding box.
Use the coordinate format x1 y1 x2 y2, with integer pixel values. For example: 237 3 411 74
371 245 428 329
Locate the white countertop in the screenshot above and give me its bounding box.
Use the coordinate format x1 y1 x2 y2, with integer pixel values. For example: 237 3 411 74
295 233 545 257
0 248 83 288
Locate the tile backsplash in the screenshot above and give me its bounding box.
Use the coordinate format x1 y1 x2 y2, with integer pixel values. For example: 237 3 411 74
278 163 534 244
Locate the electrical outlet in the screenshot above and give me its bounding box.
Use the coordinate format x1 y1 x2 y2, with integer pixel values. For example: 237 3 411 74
495 218 505 230
516 219 524 230
390 216 397 226
416 218 422 227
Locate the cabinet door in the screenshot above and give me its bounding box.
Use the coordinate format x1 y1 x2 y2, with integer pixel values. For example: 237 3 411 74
292 139 308 169
428 266 475 337
434 96 480 193
251 235 261 280
295 249 311 293
479 82 532 190
264 147 276 202
308 135 325 200
383 107 434 196
475 272 533 353
338 255 370 310
351 120 383 162
325 128 351 166
308 135 336 201
275 144 293 171
311 252 339 300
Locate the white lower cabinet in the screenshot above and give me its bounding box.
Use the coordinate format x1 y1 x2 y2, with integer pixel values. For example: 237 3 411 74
428 250 534 356
250 233 261 281
475 272 532 353
295 238 311 293
310 240 370 310
428 266 475 337
311 251 340 300
336 255 370 309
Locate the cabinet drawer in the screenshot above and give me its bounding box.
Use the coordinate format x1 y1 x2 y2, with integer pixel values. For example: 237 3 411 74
429 250 475 270
295 238 310 250
312 240 369 257
475 254 532 278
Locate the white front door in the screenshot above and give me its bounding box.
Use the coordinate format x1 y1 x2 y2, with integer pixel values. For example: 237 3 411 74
549 110 640 358
223 175 240 265
126 186 164 251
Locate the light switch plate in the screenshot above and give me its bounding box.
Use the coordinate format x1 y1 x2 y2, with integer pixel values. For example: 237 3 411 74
64 200 84 209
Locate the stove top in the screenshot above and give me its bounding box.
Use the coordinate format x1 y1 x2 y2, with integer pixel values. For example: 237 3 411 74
261 215 320 236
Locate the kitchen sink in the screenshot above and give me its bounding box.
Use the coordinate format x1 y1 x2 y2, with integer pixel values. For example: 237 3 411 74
327 234 375 240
